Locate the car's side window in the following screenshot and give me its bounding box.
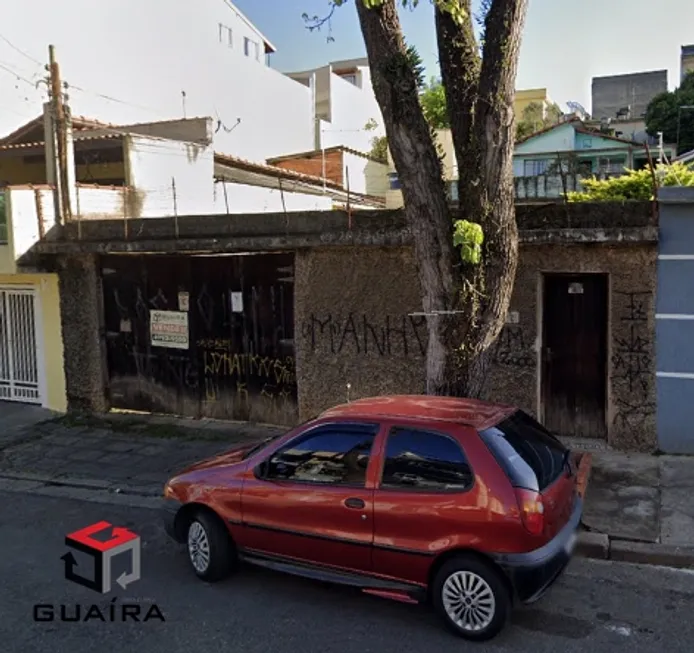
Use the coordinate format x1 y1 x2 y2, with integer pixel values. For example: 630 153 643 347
265 424 378 487
380 427 474 491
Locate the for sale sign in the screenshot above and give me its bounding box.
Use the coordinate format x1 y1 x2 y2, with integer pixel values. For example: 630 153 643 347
150 310 189 350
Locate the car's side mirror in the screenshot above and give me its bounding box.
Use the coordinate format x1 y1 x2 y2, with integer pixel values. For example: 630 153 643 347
254 460 269 479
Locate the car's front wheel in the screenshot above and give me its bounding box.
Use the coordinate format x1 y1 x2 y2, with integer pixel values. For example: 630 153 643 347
432 555 511 641
186 510 237 582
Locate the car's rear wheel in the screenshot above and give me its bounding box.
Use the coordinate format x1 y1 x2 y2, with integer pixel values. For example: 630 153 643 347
186 510 237 582
432 555 511 641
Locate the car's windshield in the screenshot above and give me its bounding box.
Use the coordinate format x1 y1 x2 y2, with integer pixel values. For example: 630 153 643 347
241 433 284 460
241 416 319 460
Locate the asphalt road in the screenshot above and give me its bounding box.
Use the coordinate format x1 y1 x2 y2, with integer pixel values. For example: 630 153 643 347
1 490 692 653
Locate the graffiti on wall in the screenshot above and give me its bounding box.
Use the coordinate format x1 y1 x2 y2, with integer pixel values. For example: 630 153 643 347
612 290 655 428
494 325 535 369
197 338 296 407
301 312 428 357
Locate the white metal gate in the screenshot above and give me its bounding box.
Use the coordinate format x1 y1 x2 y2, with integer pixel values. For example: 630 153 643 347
0 288 42 403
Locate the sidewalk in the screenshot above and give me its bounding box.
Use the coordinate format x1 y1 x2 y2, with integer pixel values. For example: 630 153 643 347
1 406 693 567
577 451 694 568
0 410 282 496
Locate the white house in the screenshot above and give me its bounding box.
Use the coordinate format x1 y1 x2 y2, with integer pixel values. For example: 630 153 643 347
0 0 379 165
286 58 386 153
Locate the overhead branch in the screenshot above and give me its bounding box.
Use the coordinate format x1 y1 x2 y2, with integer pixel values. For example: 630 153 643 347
475 0 528 190
435 1 480 191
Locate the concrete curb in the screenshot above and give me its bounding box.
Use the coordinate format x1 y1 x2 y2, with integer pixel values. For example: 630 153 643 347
576 531 694 569
0 471 162 497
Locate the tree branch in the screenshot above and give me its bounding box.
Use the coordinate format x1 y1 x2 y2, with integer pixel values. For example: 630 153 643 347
435 1 481 200
468 0 528 355
476 0 528 186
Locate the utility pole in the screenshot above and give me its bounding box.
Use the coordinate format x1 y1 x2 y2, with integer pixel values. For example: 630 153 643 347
48 45 71 224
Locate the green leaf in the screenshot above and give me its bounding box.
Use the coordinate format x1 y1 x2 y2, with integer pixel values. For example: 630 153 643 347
453 219 484 264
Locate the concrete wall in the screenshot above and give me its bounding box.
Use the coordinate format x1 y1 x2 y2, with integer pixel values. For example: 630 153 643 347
57 254 108 413
320 72 385 153
2 184 177 266
656 187 694 453
126 135 215 217
591 71 668 121
4 186 56 266
295 246 426 419
293 239 657 451
342 151 387 197
1 0 314 163
42 203 658 452
286 63 385 154
212 181 333 213
82 117 214 145
486 243 657 452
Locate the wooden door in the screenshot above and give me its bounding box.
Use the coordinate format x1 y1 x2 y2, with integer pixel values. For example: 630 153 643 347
541 274 608 439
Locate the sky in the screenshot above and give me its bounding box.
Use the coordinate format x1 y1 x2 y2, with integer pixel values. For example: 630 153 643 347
0 0 692 134
234 0 694 111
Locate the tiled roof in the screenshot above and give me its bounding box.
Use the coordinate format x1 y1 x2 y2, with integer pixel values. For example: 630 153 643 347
214 151 385 206
515 117 582 145
215 151 346 191
0 133 122 153
515 117 645 148
0 114 124 145
266 144 384 165
574 127 641 146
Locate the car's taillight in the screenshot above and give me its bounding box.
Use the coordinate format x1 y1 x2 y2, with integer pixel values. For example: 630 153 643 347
514 488 545 536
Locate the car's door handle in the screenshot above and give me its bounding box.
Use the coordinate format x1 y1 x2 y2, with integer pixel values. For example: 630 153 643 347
344 497 365 509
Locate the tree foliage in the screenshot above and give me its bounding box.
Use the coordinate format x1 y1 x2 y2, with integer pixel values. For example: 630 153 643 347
420 79 449 129
516 101 563 141
567 162 694 202
646 72 694 156
369 135 389 162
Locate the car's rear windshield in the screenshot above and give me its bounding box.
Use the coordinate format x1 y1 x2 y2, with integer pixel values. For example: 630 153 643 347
479 410 567 492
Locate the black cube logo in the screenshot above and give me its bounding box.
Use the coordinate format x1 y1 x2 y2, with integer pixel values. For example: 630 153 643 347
61 521 141 594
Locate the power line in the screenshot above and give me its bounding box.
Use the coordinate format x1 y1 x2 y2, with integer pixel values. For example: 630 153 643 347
68 83 162 115
0 36 160 116
0 104 38 120
0 60 42 88
0 32 44 67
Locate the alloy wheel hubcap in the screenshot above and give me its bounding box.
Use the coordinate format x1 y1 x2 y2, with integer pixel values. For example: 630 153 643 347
188 521 211 573
442 570 496 632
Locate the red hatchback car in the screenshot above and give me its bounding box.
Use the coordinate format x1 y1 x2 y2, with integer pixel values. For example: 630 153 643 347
162 395 582 641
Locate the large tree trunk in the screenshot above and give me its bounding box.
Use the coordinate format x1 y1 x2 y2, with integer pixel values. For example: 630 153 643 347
356 0 460 395
356 0 527 398
437 1 527 397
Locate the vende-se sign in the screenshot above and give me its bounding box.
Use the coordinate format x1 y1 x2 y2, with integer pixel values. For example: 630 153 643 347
150 310 189 350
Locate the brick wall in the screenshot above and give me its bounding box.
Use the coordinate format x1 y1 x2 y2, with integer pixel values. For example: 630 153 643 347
272 150 344 186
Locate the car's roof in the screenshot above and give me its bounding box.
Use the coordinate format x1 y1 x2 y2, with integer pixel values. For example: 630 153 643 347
319 395 517 431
